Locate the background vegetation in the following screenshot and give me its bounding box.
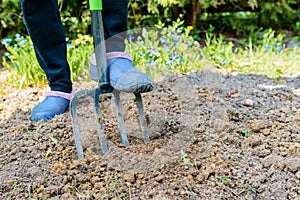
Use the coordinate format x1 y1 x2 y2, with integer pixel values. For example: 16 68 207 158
1 0 299 39
1 0 299 89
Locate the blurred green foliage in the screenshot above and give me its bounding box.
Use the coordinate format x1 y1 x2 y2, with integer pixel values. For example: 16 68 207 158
0 0 91 40
126 19 203 78
0 0 299 40
2 23 299 88
1 0 299 90
58 0 91 39
2 33 92 88
0 0 24 38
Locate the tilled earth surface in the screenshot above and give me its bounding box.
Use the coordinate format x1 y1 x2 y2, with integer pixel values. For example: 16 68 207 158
0 70 300 199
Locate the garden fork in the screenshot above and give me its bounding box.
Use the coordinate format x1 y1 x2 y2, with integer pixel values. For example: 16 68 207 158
70 0 149 159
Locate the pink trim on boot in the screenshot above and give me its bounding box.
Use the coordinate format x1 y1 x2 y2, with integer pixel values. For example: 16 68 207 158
90 52 133 65
106 52 133 61
46 89 74 100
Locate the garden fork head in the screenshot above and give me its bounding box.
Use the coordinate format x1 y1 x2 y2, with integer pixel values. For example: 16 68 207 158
69 0 149 159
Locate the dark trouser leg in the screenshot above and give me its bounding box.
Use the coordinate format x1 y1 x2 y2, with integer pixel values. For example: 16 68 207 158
102 0 129 52
20 0 72 93
98 0 154 93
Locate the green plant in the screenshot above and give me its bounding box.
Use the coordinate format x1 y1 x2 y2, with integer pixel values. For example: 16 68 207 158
27 182 38 200
203 33 235 68
292 22 300 41
2 22 300 90
0 0 91 40
102 176 128 199
1 0 299 40
259 1 297 27
0 0 24 38
66 34 93 82
129 0 299 32
241 129 249 137
245 112 252 117
2 34 93 88
221 175 232 183
49 135 59 145
180 150 198 170
126 19 204 79
202 28 300 77
2 34 46 88
128 0 166 29
58 0 91 39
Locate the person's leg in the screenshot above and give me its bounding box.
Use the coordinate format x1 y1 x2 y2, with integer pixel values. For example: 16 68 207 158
90 0 154 93
102 0 128 52
21 0 72 121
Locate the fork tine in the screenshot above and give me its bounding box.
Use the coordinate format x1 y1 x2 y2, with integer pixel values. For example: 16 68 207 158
134 93 149 144
94 89 109 154
70 90 92 159
113 90 130 146
70 98 84 158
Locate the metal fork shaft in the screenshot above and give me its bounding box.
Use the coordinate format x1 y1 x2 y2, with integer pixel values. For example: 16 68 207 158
91 10 108 86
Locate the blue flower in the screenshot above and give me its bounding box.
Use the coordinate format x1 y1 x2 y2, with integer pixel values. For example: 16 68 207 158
4 52 10 57
20 39 28 44
164 44 170 52
266 45 270 52
266 44 283 53
15 33 21 39
147 59 157 65
276 45 283 52
169 51 178 61
220 61 229 66
148 48 159 57
127 35 134 43
1 38 13 47
13 43 19 50
66 43 72 48
171 34 180 41
179 58 184 64
160 37 166 44
19 39 28 47
238 11 246 16
139 52 146 57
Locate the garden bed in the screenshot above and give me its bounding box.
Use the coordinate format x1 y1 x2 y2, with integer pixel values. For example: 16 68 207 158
0 70 299 199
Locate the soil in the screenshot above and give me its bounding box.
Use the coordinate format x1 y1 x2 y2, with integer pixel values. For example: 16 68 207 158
0 70 300 199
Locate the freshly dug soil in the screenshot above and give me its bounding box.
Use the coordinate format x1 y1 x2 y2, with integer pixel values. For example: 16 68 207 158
0 70 299 199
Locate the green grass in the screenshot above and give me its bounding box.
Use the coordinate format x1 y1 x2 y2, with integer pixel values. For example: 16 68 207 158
100 176 128 199
202 29 300 77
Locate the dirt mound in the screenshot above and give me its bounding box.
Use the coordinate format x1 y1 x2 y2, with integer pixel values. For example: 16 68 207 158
0 70 299 199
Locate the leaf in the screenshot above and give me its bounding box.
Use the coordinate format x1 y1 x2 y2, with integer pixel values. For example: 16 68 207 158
49 135 58 145
221 175 232 182
241 129 249 137
181 150 188 159
275 69 283 75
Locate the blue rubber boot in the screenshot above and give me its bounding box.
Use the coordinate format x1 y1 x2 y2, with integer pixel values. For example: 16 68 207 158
31 96 70 121
90 58 154 93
